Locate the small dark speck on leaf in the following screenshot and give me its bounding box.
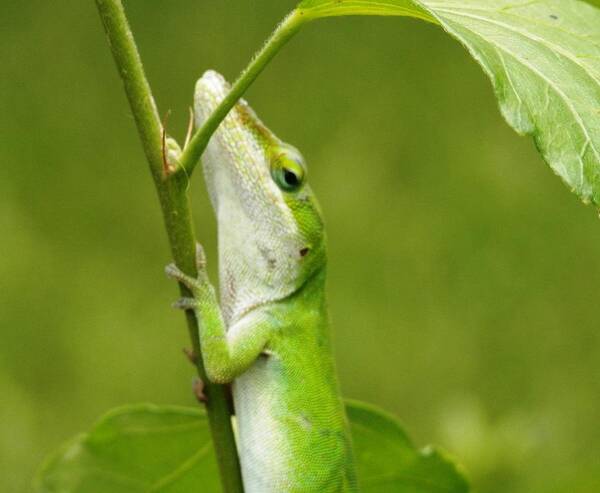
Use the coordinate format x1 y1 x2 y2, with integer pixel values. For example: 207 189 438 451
549 14 558 20
300 247 310 257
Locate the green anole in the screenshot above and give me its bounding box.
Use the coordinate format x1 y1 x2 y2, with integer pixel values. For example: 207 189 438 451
166 70 357 492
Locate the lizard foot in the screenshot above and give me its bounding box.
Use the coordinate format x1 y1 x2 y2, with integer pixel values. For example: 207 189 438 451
165 263 202 291
165 242 209 289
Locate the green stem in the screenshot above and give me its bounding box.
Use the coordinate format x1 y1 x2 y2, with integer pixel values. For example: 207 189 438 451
94 1 243 492
177 9 306 177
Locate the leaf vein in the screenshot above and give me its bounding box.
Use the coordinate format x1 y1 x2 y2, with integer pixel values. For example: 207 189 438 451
435 8 600 82
362 470 458 492
425 3 600 50
112 421 203 436
149 442 212 491
435 12 600 190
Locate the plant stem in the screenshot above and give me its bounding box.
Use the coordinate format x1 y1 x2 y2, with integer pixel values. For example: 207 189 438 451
94 1 243 491
177 9 306 177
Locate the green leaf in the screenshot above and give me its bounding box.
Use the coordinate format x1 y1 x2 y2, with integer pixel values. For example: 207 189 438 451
298 0 600 206
298 0 435 22
347 400 468 493
37 402 467 492
36 404 222 493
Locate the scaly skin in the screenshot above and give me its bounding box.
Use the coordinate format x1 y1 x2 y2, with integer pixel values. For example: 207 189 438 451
168 70 357 492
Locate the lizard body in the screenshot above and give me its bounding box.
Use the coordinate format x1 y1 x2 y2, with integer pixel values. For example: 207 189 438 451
168 70 357 492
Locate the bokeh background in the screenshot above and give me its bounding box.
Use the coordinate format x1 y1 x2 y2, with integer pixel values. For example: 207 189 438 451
2 1 600 492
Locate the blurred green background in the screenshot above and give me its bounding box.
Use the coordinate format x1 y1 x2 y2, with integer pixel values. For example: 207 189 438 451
2 1 600 492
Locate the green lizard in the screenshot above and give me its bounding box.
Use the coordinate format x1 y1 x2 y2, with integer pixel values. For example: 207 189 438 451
166 70 357 492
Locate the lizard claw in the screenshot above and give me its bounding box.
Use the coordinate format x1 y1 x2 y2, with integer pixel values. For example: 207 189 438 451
195 243 207 271
165 263 202 290
172 297 198 310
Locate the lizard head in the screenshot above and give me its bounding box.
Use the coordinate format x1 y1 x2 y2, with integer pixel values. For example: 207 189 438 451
194 70 326 324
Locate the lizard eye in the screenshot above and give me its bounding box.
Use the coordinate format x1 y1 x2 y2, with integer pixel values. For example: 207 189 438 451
271 146 306 192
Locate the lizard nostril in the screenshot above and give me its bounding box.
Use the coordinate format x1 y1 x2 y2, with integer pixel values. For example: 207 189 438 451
299 247 310 257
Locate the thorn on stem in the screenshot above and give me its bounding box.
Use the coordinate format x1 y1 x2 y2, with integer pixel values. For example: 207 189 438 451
193 377 208 404
183 347 198 365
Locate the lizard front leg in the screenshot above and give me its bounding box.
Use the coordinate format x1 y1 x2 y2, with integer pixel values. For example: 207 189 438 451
166 245 273 384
